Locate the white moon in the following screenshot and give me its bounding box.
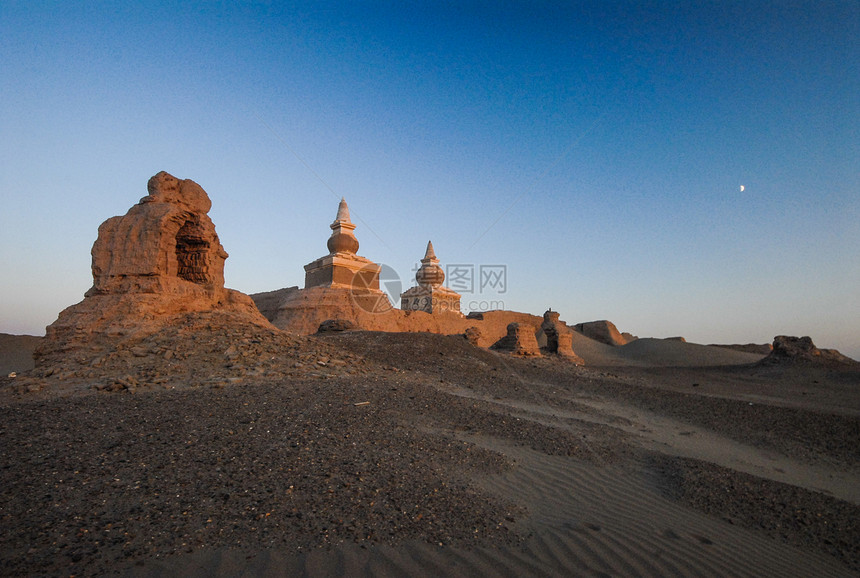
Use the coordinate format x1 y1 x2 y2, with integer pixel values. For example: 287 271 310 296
740 185 745 192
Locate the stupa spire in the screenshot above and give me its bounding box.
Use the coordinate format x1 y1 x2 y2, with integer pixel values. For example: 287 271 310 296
334 197 351 224
423 240 437 261
327 197 359 255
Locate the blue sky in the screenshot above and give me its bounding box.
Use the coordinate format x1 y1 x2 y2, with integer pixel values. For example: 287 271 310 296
2 1 858 358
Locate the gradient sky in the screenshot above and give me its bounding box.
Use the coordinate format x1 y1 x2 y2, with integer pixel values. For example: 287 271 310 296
2 1 858 358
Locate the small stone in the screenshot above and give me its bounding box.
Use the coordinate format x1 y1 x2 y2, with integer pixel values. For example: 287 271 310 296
463 327 482 346
317 319 357 333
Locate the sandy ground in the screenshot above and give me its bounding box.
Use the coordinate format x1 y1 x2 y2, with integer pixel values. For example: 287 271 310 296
0 333 41 375
1 328 858 576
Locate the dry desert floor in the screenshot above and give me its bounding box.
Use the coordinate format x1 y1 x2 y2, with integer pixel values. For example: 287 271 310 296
1 328 858 577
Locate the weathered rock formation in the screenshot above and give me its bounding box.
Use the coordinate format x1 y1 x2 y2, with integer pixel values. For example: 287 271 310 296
572 320 630 347
760 336 858 366
463 326 482 347
400 241 462 314
491 322 541 356
540 310 585 364
36 172 268 367
88 171 227 296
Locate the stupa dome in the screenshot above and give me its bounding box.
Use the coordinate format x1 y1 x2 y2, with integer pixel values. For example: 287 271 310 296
415 241 445 287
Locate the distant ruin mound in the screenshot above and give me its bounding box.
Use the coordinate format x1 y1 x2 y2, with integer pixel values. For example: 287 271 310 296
759 336 858 367
571 320 631 346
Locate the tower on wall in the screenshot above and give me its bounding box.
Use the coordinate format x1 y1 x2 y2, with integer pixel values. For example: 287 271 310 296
302 198 391 312
304 198 382 291
400 241 461 314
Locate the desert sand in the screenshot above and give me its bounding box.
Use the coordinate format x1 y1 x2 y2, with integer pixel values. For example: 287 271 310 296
1 326 858 577
0 333 40 375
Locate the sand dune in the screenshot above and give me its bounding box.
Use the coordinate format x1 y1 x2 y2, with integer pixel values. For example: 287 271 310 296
570 334 767 367
480 443 850 577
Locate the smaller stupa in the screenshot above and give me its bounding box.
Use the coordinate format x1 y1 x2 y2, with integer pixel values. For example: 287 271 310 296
303 198 382 292
400 241 461 314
